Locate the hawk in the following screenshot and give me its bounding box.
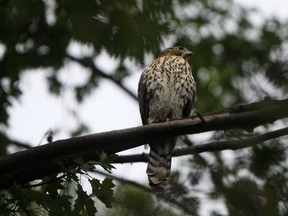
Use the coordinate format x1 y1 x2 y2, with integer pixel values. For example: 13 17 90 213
138 46 196 193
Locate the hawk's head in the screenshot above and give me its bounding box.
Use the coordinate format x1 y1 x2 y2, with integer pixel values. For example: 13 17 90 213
158 46 193 60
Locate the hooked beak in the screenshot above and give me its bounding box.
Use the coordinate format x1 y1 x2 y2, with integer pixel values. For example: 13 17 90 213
183 51 193 60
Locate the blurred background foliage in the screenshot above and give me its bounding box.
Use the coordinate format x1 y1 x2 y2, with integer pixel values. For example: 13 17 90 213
0 0 288 215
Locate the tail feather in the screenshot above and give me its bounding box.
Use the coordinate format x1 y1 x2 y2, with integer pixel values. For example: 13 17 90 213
146 140 175 193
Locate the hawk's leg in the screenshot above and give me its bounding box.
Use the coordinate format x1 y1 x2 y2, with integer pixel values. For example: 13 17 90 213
166 118 171 131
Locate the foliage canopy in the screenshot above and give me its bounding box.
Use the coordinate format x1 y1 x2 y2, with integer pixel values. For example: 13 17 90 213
0 0 288 215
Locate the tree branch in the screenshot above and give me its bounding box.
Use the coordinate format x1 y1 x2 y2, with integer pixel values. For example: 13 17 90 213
66 55 137 100
113 126 288 163
7 140 32 149
0 98 287 190
1 133 32 149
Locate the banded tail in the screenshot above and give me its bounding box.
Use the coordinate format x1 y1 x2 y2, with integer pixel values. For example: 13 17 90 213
146 139 175 193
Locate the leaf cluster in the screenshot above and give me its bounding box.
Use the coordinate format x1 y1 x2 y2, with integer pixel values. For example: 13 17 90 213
0 153 116 215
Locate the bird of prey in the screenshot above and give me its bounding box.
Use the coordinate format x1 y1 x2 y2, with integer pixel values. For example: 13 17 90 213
138 46 196 193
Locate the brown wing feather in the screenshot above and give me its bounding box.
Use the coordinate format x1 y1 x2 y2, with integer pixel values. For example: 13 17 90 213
183 93 196 117
138 73 150 125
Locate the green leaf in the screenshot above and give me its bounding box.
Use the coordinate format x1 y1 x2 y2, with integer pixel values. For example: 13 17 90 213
73 157 95 172
42 175 66 198
89 178 115 208
41 194 73 216
73 183 97 215
249 143 286 178
97 152 116 173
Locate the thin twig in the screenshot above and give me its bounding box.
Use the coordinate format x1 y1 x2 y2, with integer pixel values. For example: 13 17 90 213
66 55 137 100
22 173 68 188
4 138 32 149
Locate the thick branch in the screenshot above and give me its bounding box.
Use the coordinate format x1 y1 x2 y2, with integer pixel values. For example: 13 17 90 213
0 98 287 190
114 126 288 163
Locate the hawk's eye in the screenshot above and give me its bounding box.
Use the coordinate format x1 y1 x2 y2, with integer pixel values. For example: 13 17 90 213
177 46 185 51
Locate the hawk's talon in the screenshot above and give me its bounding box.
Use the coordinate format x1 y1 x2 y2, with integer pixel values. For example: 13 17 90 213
194 111 206 123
